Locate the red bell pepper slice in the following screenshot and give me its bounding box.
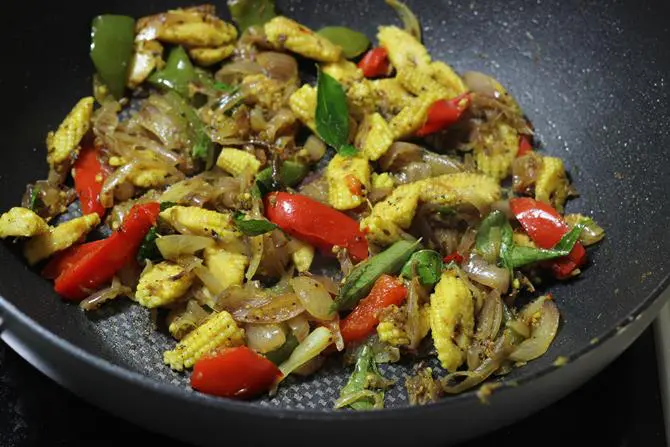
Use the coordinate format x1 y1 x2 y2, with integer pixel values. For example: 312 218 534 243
340 275 407 344
191 347 282 399
358 47 391 78
443 251 464 265
509 197 586 278
42 239 108 280
53 202 160 300
517 135 533 157
415 93 471 137
73 144 107 218
264 192 368 262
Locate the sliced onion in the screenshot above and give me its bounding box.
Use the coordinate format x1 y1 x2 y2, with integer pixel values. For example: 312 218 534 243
290 276 336 321
378 142 423 171
406 278 422 350
507 319 531 339
510 300 560 362
193 265 225 296
441 330 515 394
322 317 345 351
216 282 272 315
395 162 432 184
287 314 310 342
216 60 263 83
422 150 465 176
305 275 339 295
457 228 478 255
245 323 287 354
462 253 510 294
385 0 421 41
475 289 503 341
303 135 327 162
336 249 354 277
245 235 264 280
234 293 305 323
100 160 140 207
278 327 333 380
79 276 131 311
491 199 512 219
255 51 298 83
156 235 215 260
166 300 210 340
463 71 503 98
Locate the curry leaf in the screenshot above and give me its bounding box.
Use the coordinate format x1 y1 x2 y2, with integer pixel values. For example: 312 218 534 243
137 227 162 263
401 249 444 286
335 344 390 410
234 212 278 236
504 221 587 269
159 201 177 212
228 0 276 32
317 26 370 59
316 70 357 156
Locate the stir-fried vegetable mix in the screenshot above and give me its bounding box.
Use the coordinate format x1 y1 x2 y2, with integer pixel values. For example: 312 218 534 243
0 0 604 407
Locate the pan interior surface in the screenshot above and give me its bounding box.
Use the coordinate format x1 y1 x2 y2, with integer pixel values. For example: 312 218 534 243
0 0 669 413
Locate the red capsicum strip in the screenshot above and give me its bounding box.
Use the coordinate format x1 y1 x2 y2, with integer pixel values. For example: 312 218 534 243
42 239 109 280
53 202 160 300
415 93 471 137
264 192 369 262
73 144 107 218
357 47 391 78
340 274 407 344
191 347 282 399
517 135 533 157
509 197 586 278
443 251 464 264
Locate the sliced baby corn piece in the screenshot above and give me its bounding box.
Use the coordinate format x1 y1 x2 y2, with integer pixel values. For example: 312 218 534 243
127 40 164 89
264 16 341 62
321 59 363 86
203 247 248 291
164 310 245 371
355 113 394 161
159 206 239 241
135 261 194 308
136 5 238 47
360 182 421 245
0 207 49 238
216 148 261 177
419 172 502 207
24 213 100 265
430 271 474 372
377 25 430 69
290 239 315 273
188 44 235 67
370 78 414 115
46 97 94 168
473 122 520 181
326 154 371 210
535 156 570 212
429 61 468 98
289 84 317 132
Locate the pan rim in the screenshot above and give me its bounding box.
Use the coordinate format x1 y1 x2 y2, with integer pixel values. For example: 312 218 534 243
0 270 668 420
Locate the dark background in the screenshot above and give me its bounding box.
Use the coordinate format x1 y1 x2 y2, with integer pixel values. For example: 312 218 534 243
0 328 665 447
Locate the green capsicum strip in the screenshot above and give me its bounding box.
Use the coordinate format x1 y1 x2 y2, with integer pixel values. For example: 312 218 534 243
90 15 135 99
149 46 197 99
334 239 420 311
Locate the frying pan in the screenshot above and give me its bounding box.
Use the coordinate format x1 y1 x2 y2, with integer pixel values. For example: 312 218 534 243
1 0 669 445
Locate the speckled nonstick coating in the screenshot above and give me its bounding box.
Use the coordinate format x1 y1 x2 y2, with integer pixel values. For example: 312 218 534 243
0 1 668 445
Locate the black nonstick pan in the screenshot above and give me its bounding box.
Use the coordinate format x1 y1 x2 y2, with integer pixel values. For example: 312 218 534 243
1 0 669 445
